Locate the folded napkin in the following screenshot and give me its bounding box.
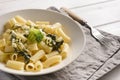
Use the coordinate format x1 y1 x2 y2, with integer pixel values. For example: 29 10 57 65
0 7 120 80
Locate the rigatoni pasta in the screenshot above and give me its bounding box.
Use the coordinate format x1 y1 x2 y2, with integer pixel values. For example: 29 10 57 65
10 53 18 61
14 15 27 24
0 15 71 72
60 43 70 59
43 55 62 68
25 62 34 71
34 61 43 71
27 43 38 51
30 50 45 62
56 28 71 43
6 60 25 70
46 51 59 58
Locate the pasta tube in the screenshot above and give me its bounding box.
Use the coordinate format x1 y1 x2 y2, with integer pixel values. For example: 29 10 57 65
10 53 17 61
34 61 43 71
43 55 62 68
56 28 71 43
30 50 45 62
40 55 47 62
7 18 17 28
38 41 52 53
60 43 69 59
28 43 38 51
25 62 34 71
46 51 59 58
15 15 27 24
0 50 5 62
26 20 36 26
6 60 25 70
36 21 50 25
43 25 54 34
4 46 14 53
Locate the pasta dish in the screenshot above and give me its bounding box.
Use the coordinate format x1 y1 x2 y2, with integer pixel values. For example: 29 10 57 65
0 15 71 72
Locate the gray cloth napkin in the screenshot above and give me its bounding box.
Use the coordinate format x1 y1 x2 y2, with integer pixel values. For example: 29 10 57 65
0 7 120 80
89 48 120 80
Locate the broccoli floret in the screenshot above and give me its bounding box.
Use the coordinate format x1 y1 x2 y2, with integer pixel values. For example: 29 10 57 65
28 28 44 43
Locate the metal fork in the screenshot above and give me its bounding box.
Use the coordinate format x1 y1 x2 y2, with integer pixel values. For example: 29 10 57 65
60 7 111 46
48 7 111 46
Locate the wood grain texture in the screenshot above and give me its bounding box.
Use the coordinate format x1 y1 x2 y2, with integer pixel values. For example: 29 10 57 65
71 0 120 27
0 0 116 15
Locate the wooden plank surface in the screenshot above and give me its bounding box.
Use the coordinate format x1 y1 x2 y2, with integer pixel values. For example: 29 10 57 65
0 0 115 15
71 0 120 27
0 0 113 8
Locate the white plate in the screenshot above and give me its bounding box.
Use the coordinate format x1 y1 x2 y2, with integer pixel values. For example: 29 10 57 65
0 9 86 76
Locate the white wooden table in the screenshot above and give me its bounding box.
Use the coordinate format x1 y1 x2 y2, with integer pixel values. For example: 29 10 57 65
0 0 120 80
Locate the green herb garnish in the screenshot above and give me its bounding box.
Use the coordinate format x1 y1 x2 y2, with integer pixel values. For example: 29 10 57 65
45 34 64 52
17 51 31 64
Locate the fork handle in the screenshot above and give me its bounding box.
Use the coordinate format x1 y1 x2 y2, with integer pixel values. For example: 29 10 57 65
61 7 87 26
61 7 102 43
